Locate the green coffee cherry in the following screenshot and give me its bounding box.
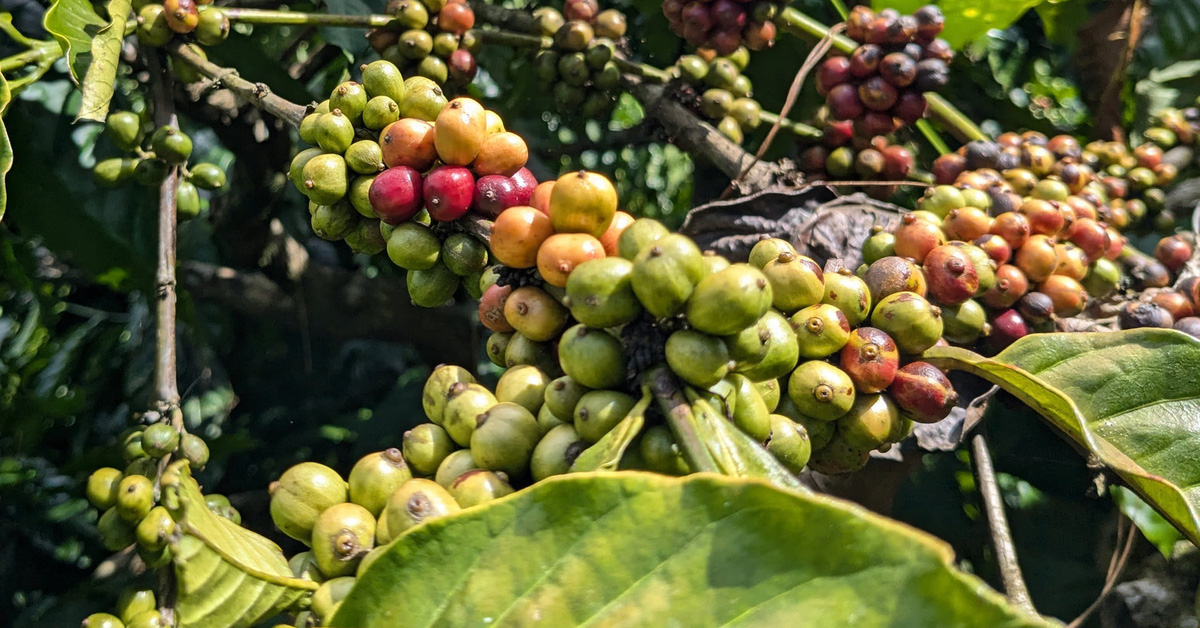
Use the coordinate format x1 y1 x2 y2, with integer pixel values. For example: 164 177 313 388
312 576 357 622
791 303 852 359
406 263 460 307
311 502 375 577
617 217 668 260
443 382 498 446
311 202 358 241
387 222 441 270
117 588 156 624
87 467 124 509
140 423 179 458
93 158 138 188
543 376 589 421
362 96 401 131
870 291 944 354
348 449 413 517
787 360 856 422
422 364 476 424
640 425 690 475
301 154 349 205
176 180 201 220
289 550 325 583
150 127 192 164
766 414 811 473
116 474 154 522
494 365 550 414
137 5 173 46
125 609 166 628
536 404 569 436
188 162 226 190
98 507 137 551
665 329 730 388
269 462 348 544
573 390 636 443
106 111 143 151
179 433 209 469
134 158 170 187
299 113 322 145
531 424 588 480
441 233 489 276
565 257 641 328
399 76 446 121
449 469 513 508
135 505 176 552
383 478 460 539
194 6 230 45
470 402 539 477
402 423 455 476
362 60 406 103
435 449 479 489
557 325 626 390
330 82 369 124
316 110 356 154
83 613 125 628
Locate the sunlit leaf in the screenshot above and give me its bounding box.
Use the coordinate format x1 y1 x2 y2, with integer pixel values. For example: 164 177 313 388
336 473 1057 627
925 329 1200 546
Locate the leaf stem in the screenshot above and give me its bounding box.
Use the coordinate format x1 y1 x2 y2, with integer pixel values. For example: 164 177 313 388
970 434 1035 613
646 366 720 474
775 6 986 143
0 40 60 73
217 7 398 28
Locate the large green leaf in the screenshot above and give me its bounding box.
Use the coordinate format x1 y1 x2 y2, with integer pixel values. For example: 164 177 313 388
335 472 1057 627
875 0 1045 48
924 329 1200 546
43 0 106 84
163 462 317 628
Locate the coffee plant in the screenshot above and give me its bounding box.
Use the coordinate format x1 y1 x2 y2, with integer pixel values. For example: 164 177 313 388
6 0 1200 626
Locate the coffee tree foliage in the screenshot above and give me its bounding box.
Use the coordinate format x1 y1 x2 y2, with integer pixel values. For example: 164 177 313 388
4 0 1200 626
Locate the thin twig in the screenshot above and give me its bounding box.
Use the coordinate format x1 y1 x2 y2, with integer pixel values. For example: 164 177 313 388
720 23 842 200
971 434 1036 613
1066 516 1137 628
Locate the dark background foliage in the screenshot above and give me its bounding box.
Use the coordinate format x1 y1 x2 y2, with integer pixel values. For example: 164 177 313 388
2 0 1200 625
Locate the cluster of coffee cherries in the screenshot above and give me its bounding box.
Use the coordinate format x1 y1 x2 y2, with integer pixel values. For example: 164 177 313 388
292 68 536 305
1119 235 1200 335
469 175 962 475
83 412 213 571
868 143 1142 351
134 0 229 48
661 0 781 54
674 49 760 143
798 135 914 199
366 0 480 88
529 1 627 118
933 134 1178 234
265 449 489 625
94 111 228 220
818 5 952 137
82 588 169 628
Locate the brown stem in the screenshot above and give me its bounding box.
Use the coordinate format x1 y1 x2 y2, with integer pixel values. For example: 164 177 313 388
148 52 181 412
164 40 307 127
146 48 181 626
625 77 778 192
971 434 1035 612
